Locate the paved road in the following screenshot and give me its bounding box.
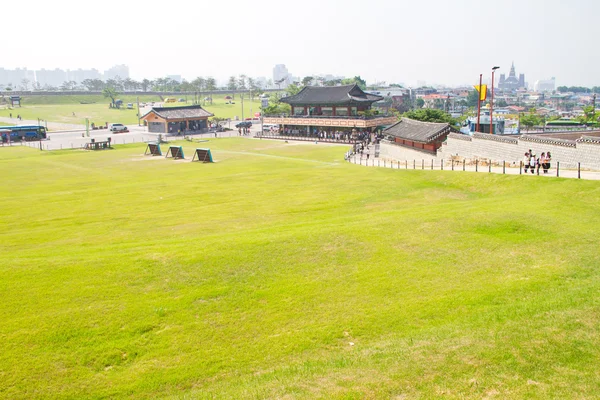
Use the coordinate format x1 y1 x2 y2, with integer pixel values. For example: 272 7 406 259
14 120 266 151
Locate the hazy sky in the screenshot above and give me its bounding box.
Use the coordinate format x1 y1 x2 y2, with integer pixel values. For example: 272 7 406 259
4 0 600 87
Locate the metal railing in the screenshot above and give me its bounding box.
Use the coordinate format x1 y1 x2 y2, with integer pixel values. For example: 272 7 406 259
347 155 600 180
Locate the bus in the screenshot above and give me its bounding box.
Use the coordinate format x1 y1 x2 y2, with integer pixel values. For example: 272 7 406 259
0 125 47 142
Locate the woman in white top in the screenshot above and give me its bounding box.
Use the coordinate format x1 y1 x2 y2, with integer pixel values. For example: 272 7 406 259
529 153 536 174
523 152 530 173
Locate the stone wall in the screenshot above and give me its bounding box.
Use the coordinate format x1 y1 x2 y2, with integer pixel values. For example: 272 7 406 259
439 133 600 169
379 133 600 169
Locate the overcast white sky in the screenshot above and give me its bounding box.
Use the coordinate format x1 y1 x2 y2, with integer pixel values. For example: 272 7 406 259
4 0 599 87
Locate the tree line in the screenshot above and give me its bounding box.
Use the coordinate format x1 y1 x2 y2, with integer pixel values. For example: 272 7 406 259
556 86 600 94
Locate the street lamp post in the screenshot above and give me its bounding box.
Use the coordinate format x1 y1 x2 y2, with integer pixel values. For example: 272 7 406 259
491 66 500 134
476 74 483 133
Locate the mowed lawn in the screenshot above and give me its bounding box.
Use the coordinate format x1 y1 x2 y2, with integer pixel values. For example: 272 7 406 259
0 139 599 399
0 94 262 126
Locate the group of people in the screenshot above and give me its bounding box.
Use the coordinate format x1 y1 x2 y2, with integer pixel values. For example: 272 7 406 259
279 127 376 144
9 113 22 121
523 149 552 174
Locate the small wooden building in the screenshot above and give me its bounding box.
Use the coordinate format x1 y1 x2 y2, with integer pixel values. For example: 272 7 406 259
383 118 455 153
141 105 213 134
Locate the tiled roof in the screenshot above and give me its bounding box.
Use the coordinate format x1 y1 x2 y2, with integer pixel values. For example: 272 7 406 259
141 105 213 120
280 85 383 106
383 118 452 144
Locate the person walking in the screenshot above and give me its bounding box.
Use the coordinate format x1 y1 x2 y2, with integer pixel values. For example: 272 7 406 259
523 152 530 173
544 152 552 173
537 152 546 175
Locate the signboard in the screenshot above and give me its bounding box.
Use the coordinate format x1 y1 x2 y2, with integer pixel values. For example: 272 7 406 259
261 98 269 108
10 96 21 107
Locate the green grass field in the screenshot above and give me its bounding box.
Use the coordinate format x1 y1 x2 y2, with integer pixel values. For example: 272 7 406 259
1 139 599 399
0 94 262 126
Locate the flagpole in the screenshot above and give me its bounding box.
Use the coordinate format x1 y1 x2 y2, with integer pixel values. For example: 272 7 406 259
476 74 482 133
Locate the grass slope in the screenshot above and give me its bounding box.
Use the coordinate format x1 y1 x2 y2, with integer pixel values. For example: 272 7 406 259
0 94 262 126
0 139 599 399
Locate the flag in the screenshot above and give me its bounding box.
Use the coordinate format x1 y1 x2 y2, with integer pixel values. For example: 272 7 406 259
474 85 488 101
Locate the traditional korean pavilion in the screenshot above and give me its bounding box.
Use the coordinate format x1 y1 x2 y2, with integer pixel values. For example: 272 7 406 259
141 105 213 134
262 85 397 138
383 118 456 153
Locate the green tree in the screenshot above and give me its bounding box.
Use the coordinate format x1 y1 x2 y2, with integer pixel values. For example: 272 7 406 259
238 75 247 90
403 109 456 124
205 77 217 92
82 79 96 91
20 79 30 91
301 76 313 87
192 77 206 92
324 79 342 86
578 105 597 124
261 96 291 115
415 98 425 108
103 87 120 108
285 83 301 97
141 79 152 92
519 113 540 132
227 76 237 99
341 76 367 89
466 90 480 107
247 77 257 100
60 80 77 91
496 99 508 107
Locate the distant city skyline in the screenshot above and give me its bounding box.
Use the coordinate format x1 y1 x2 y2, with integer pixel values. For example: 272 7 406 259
3 0 599 88
0 65 130 89
0 62 564 92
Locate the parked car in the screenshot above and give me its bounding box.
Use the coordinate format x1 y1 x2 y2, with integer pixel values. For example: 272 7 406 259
178 98 185 102
110 123 128 133
235 121 252 129
126 103 134 109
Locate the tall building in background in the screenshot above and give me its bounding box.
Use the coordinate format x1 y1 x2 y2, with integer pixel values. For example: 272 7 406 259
273 64 291 88
498 62 525 91
534 77 556 92
104 64 130 80
66 68 102 84
0 68 35 88
35 68 68 88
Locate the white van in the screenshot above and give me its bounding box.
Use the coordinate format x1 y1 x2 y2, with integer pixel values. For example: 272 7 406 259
263 124 278 132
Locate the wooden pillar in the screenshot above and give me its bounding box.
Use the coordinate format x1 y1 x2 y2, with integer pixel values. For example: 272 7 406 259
332 106 336 116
